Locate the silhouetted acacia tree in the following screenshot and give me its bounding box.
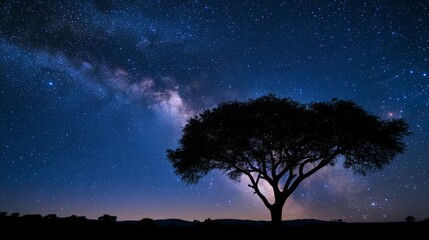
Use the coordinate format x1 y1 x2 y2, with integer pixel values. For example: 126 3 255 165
406 216 416 222
167 95 409 225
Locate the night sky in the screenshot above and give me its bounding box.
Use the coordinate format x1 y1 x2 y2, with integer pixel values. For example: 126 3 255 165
1 0 428 222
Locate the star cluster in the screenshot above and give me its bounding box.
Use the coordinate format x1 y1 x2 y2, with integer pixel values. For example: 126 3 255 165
0 0 428 222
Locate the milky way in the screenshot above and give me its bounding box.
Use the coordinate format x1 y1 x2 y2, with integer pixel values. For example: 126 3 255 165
0 0 428 222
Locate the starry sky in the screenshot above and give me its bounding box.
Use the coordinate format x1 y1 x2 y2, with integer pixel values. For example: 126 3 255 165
0 0 428 222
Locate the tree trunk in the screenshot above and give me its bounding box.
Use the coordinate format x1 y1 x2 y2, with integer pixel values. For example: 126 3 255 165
269 203 283 226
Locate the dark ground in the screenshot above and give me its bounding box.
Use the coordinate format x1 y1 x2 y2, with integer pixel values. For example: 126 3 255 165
1 214 427 239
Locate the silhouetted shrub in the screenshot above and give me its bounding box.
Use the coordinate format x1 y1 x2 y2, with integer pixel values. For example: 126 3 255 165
98 214 117 223
10 212 20 218
405 216 416 222
139 218 157 229
203 218 221 228
0 212 7 217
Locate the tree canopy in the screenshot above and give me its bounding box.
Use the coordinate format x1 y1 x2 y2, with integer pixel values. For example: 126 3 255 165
167 94 409 224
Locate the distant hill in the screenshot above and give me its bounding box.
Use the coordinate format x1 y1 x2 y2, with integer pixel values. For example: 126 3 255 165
119 218 329 227
1 214 428 239
155 219 195 227
209 218 328 227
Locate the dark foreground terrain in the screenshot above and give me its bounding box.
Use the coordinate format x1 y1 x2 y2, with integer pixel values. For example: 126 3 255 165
1 215 427 240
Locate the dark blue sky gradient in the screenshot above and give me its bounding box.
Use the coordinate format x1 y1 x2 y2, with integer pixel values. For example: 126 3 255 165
0 0 428 221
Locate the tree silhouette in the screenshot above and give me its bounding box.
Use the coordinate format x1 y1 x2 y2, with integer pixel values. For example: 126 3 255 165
10 212 20 218
139 218 157 229
98 214 117 223
167 95 409 225
406 216 416 222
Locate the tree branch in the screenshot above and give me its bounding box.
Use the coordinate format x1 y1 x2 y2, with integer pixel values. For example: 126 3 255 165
275 146 291 170
276 164 293 181
299 157 319 176
283 168 296 191
245 172 272 209
228 161 251 175
261 156 268 178
215 147 277 208
269 150 277 179
276 154 319 183
282 149 342 199
255 172 261 185
240 150 276 186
